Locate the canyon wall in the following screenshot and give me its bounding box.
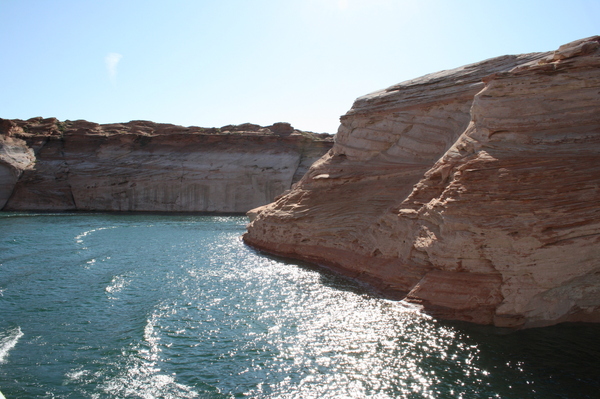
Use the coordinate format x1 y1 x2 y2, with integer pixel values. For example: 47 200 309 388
244 36 600 328
0 119 332 212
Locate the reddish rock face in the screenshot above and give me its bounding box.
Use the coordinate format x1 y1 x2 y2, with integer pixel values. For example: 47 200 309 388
0 119 333 212
244 36 600 328
0 134 35 209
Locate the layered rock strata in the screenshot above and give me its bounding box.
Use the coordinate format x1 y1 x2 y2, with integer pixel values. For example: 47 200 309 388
244 36 600 328
0 119 332 212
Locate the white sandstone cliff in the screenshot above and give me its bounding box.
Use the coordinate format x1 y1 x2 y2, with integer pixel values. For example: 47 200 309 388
0 119 332 212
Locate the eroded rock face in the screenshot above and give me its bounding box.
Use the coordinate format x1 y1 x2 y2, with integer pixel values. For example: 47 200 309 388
0 118 333 212
244 36 600 328
0 133 35 209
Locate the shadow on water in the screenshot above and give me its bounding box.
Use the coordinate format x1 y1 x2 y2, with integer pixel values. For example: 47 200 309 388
418 318 600 399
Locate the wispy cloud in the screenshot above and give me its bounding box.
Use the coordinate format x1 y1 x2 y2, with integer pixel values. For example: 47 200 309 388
105 52 123 84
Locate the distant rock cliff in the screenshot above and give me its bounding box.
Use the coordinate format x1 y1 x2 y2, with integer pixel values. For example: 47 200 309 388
244 36 600 328
0 119 332 212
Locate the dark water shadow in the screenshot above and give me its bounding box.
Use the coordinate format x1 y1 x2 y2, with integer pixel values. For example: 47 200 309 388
428 319 600 398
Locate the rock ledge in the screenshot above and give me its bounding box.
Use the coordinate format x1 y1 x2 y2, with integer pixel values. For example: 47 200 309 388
244 36 600 328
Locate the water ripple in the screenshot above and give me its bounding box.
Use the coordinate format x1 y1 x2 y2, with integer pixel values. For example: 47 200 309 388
0 214 599 398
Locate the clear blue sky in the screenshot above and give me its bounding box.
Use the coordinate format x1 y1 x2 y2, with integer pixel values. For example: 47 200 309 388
1 0 598 134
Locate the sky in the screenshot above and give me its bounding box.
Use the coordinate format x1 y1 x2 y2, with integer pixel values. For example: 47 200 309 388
1 0 598 134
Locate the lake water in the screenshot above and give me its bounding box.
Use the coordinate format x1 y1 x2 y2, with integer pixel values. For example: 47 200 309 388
0 213 599 398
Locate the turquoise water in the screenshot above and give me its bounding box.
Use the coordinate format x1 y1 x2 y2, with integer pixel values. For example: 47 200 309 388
0 213 599 398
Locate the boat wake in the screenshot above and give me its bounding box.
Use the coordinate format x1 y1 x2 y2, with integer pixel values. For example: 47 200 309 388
0 326 23 364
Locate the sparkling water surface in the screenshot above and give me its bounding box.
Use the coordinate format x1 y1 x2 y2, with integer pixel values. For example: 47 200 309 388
1 213 599 398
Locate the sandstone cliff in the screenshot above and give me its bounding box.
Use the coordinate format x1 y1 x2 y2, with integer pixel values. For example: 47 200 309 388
244 36 600 328
0 119 332 212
